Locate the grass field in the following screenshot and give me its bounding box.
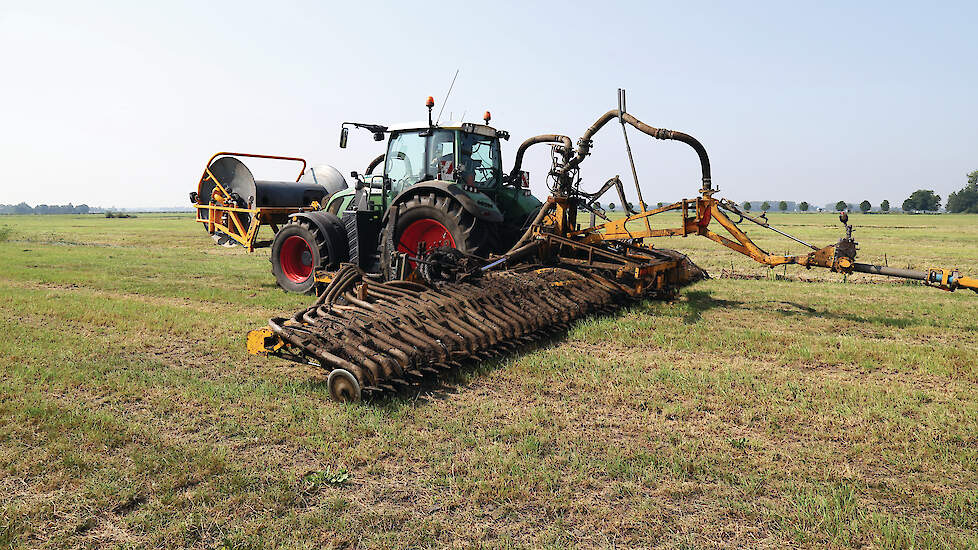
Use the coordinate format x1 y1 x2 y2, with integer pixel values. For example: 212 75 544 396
0 212 976 549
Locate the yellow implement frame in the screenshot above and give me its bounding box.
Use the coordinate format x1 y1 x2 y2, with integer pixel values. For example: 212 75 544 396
547 190 977 292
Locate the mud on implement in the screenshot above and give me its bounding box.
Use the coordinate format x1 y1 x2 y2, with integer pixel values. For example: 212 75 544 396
249 254 702 402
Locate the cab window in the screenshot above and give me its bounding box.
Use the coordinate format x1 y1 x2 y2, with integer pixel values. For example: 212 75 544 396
385 130 456 194
460 133 500 187
427 131 456 180
385 132 426 195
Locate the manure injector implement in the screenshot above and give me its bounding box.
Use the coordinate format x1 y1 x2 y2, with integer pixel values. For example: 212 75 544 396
193 91 977 402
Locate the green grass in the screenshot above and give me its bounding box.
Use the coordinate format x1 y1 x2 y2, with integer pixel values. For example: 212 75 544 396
0 212 976 548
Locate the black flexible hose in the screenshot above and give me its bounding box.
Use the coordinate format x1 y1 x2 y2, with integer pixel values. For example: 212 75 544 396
560 110 712 193
365 154 385 175
508 134 573 182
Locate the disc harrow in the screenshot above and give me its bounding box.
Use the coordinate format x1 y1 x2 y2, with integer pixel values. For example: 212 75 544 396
257 262 684 401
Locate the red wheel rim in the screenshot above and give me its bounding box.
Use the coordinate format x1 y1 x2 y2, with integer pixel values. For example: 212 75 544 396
397 219 455 265
280 235 313 282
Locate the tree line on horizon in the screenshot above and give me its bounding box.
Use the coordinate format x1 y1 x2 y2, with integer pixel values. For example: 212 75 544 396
733 170 978 214
598 171 978 214
0 203 92 215
0 203 194 215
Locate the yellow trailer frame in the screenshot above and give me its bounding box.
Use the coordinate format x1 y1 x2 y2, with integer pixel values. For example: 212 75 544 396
193 152 319 251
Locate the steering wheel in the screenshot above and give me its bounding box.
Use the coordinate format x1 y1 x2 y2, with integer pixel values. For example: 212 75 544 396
473 165 496 185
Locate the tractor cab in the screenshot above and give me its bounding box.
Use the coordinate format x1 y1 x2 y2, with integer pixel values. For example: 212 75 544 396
383 122 504 197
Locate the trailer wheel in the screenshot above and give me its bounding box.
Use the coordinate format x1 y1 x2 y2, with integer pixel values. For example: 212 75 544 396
380 193 494 279
270 213 346 293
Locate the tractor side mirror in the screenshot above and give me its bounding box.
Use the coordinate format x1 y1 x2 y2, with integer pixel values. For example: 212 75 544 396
340 127 349 148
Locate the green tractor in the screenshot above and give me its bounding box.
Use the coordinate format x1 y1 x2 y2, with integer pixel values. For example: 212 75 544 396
268 104 542 293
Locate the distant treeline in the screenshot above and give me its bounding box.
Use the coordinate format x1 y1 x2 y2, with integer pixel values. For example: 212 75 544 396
1 203 91 215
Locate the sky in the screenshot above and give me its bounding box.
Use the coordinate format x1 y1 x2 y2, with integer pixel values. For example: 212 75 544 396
1 0 975 209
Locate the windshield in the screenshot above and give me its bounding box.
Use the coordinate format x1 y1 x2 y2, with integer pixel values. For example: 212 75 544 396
384 129 501 193
459 132 501 188
385 129 456 195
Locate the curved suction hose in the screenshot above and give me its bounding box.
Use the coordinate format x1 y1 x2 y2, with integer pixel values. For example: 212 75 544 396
365 154 385 175
508 134 573 182
559 110 712 194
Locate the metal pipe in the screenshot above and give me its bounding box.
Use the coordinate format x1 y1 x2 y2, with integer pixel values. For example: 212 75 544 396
480 241 541 272
852 263 928 281
580 176 634 215
617 89 646 211
505 197 554 254
719 202 818 250
850 264 978 291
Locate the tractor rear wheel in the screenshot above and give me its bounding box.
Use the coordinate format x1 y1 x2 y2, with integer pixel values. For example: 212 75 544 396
380 193 494 279
270 213 347 293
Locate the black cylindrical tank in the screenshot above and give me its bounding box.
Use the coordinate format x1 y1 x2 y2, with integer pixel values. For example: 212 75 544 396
199 156 329 210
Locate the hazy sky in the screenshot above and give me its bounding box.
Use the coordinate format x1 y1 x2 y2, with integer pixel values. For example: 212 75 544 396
1 1 975 208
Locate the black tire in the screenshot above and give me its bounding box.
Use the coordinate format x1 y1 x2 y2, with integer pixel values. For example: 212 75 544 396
270 213 348 293
380 193 495 279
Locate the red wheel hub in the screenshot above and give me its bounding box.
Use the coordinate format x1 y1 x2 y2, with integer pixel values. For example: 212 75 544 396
280 235 313 282
398 219 456 265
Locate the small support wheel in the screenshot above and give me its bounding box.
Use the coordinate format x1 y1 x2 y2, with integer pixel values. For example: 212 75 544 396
328 369 362 403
